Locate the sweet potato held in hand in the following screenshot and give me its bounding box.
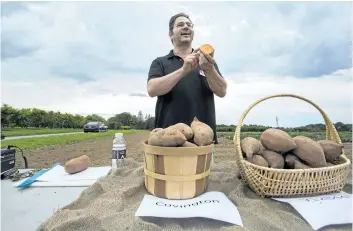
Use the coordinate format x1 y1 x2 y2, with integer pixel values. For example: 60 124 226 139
200 44 214 57
64 155 90 174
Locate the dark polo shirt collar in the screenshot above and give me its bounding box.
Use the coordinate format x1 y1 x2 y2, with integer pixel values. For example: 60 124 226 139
167 48 195 59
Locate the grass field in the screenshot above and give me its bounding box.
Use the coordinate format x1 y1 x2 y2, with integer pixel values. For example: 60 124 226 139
218 131 352 142
2 128 351 151
1 127 82 137
1 129 142 150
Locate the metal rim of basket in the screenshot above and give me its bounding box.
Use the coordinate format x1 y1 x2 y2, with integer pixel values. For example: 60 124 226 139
232 93 351 183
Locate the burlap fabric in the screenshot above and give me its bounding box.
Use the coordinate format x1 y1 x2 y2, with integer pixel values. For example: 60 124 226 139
36 158 352 231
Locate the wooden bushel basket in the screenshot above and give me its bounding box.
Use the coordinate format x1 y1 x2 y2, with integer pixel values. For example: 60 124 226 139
142 141 214 200
233 93 351 198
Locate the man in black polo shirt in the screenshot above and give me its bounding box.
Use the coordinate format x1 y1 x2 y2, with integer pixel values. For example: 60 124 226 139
147 13 227 144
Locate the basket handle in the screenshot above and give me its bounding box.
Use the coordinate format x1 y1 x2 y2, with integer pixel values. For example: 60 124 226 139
233 93 346 178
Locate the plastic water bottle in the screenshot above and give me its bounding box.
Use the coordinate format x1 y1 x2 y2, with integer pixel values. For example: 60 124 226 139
111 133 126 168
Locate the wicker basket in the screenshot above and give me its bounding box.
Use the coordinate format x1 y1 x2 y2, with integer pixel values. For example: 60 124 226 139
233 93 351 198
142 141 214 200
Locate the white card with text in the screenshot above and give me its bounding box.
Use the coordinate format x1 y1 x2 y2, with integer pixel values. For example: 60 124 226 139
135 191 243 226
273 191 352 230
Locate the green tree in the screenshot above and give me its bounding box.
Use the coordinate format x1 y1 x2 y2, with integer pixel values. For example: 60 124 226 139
1 104 17 127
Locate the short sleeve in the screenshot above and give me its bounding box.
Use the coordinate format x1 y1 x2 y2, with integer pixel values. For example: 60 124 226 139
148 58 164 82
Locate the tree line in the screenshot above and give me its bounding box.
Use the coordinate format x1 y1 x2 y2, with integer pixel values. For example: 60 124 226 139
1 104 351 132
216 122 352 132
1 104 155 130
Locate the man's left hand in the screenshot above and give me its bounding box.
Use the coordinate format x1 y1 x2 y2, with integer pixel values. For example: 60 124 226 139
199 50 215 72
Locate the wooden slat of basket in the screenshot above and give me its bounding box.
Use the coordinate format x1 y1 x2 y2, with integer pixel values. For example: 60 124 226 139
195 153 212 196
144 144 213 156
233 93 351 197
179 155 198 199
203 153 212 192
144 168 210 181
143 151 155 195
195 154 206 196
143 142 214 199
154 155 165 198
164 155 183 199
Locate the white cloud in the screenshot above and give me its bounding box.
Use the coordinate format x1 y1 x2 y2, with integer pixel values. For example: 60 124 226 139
215 68 352 126
1 1 352 126
2 68 351 127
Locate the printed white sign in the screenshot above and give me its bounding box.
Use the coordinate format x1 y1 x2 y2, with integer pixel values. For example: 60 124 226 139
273 191 352 230
135 191 243 226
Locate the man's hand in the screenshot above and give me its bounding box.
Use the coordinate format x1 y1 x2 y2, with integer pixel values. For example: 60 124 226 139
199 50 215 72
181 48 200 75
197 49 227 98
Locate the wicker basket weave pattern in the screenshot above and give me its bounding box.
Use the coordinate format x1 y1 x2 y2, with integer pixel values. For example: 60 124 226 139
233 94 351 197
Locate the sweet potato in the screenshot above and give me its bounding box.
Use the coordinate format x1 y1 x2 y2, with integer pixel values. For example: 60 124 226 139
200 44 214 57
317 140 344 162
292 136 326 168
285 153 311 169
259 141 266 152
181 141 198 147
64 155 90 174
169 123 194 140
260 128 297 153
259 149 284 169
249 155 269 167
190 117 214 146
150 128 163 137
293 159 311 169
284 153 300 169
148 127 186 147
241 137 261 159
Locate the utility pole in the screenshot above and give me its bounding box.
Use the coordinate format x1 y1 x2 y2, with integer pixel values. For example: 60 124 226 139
276 116 279 128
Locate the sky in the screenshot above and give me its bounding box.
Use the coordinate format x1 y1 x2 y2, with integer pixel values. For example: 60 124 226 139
1 1 352 127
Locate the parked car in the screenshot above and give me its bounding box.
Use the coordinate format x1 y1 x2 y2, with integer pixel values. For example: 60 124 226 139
83 121 108 133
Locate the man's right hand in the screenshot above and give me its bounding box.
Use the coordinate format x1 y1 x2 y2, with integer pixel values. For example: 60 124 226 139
181 49 200 75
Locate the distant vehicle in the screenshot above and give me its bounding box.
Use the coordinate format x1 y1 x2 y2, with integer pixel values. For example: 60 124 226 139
1 132 5 140
83 121 108 133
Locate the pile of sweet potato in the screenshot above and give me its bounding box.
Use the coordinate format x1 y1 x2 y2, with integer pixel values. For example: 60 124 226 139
240 128 345 169
147 117 214 147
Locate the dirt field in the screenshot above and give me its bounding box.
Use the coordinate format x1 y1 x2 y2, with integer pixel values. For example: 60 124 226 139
16 131 352 183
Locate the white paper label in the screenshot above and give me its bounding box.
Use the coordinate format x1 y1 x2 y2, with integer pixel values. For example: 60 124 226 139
273 191 353 230
135 191 243 226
